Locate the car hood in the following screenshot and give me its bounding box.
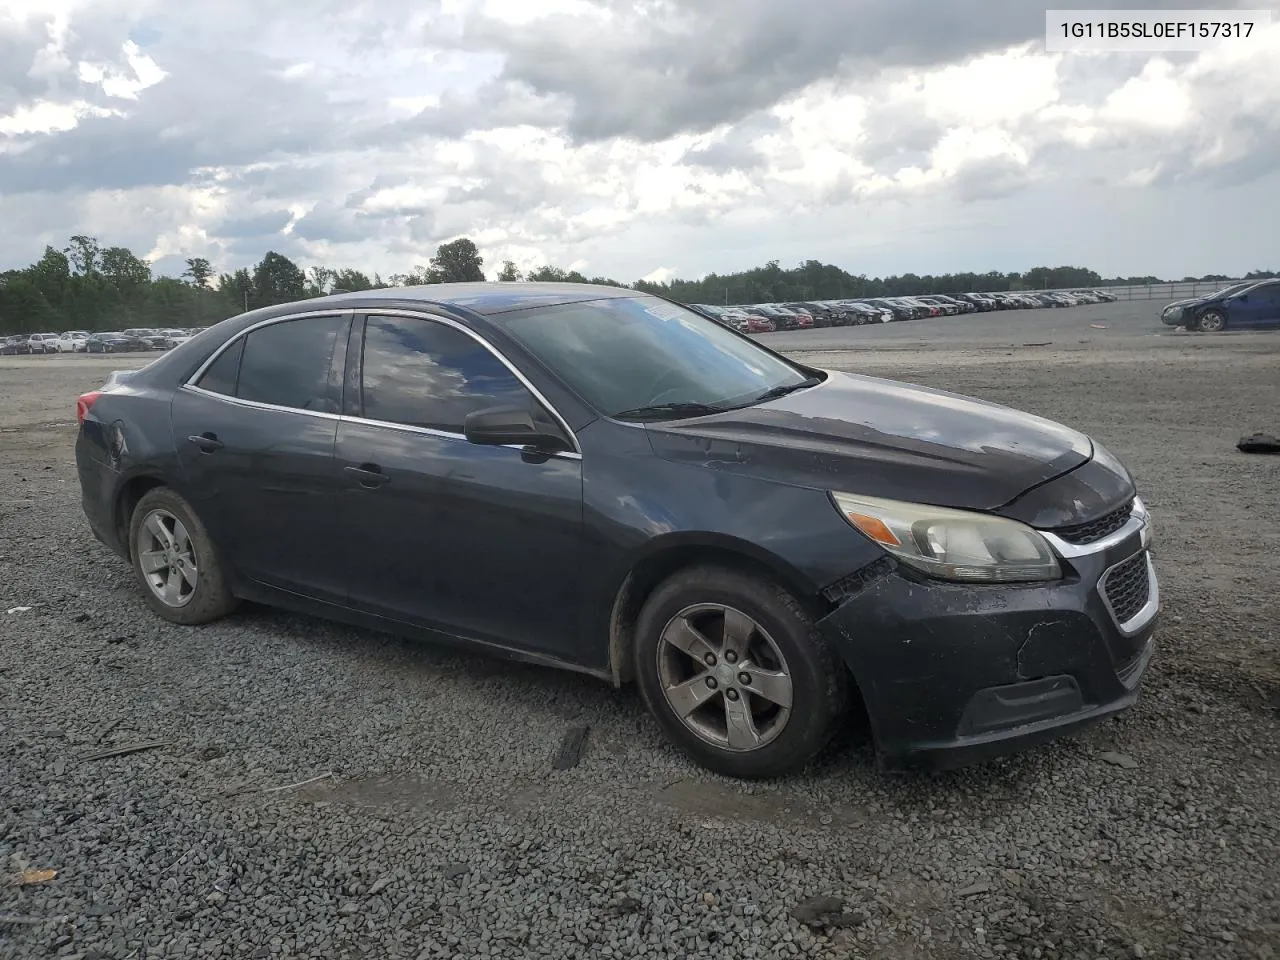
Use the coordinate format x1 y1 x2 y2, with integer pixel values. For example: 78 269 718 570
644 370 1098 515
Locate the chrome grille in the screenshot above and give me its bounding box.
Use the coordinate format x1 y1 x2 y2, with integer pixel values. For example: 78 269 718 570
1103 552 1150 624
1052 499 1134 545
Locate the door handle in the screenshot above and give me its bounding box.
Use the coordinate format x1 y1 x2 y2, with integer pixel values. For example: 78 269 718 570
345 463 390 488
187 433 223 453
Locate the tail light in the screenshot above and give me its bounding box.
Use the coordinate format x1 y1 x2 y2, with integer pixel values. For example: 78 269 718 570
76 391 103 425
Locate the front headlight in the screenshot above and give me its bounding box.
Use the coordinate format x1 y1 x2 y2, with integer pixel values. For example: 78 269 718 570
830 492 1062 583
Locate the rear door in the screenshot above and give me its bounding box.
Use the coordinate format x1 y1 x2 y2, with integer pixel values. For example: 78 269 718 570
332 312 585 661
170 311 352 601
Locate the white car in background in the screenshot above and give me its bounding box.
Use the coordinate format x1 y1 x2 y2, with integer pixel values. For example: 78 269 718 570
28 333 60 353
159 328 193 349
58 331 90 352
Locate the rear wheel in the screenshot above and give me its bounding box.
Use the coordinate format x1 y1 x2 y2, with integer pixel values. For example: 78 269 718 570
633 565 849 779
129 487 238 625
1195 309 1227 332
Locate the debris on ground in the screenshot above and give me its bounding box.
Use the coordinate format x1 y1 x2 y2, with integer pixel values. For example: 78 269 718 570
9 868 57 886
5 606 31 615
957 878 994 897
262 772 333 793
1099 751 1140 770
552 724 590 770
1237 432 1280 454
81 739 173 762
789 895 866 928
1090 323 1108 329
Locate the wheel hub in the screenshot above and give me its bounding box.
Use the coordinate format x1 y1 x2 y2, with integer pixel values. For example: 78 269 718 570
655 602 795 753
136 508 198 608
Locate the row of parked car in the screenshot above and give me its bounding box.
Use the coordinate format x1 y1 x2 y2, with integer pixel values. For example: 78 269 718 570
0 327 206 356
689 289 1118 332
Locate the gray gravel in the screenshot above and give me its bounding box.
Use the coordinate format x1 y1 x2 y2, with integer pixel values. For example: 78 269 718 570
2 300 1278 959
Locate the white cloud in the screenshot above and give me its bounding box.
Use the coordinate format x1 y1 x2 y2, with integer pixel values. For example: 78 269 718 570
0 99 120 134
76 40 165 99
1099 59 1192 129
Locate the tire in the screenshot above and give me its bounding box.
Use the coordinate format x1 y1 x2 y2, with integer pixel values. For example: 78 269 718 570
633 565 849 779
128 487 239 625
1195 309 1227 333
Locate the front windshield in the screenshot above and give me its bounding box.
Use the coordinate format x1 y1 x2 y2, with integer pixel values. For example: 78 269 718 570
493 296 812 418
1212 282 1251 298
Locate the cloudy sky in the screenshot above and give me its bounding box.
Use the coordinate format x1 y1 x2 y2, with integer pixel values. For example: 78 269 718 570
1 0 1277 284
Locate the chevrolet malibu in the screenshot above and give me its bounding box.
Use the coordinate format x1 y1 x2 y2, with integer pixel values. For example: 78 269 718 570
75 284 1158 778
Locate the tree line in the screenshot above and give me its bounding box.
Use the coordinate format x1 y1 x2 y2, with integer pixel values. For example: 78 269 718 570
1 234 1275 335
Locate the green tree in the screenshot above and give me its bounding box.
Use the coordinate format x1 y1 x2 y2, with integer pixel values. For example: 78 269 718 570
332 268 374 291
252 251 306 307
496 260 522 281
101 246 152 292
218 268 255 313
429 238 485 282
306 265 337 297
64 235 102 276
28 246 72 307
0 276 55 333
183 257 214 289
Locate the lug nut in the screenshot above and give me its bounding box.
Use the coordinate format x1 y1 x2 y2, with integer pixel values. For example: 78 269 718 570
725 689 740 701
703 653 716 666
738 672 751 685
705 677 718 690
724 650 738 664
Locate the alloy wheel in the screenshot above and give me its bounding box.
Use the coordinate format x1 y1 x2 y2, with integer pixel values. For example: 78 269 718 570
135 508 198 607
1198 311 1225 332
656 603 794 751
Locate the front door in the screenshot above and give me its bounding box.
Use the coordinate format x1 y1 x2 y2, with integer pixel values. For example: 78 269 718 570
1232 281 1280 328
171 312 351 601
334 313 585 662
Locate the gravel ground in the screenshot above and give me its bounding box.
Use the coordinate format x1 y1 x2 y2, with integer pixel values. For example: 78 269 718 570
1 301 1278 960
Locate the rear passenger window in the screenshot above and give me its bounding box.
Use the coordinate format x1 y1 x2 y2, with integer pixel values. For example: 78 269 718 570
237 315 348 412
196 338 244 396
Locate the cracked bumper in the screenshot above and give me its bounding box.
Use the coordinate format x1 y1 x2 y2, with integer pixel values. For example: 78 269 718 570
817 535 1158 771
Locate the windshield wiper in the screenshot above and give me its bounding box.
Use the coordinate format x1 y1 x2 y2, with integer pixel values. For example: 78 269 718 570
612 401 727 421
739 376 823 406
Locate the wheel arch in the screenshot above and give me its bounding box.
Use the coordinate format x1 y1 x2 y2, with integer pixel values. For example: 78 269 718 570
112 473 176 560
605 533 834 687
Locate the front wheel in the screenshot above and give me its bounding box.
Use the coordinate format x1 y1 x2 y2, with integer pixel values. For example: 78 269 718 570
128 487 239 625
1195 309 1227 332
633 565 849 779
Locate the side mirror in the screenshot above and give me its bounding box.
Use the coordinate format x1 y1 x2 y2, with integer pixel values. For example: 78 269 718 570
463 406 567 451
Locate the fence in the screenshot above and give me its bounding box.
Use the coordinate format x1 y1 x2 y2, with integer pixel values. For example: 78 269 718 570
1035 279 1249 302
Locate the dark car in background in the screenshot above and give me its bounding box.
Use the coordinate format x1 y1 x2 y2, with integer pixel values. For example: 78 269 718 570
861 298 915 321
1161 280 1280 332
2 334 33 355
75 283 1158 779
86 332 150 354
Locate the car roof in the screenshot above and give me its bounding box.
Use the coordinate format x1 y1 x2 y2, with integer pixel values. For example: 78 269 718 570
308 281 636 317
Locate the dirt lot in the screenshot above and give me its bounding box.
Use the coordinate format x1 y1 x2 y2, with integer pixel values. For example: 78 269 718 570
1 301 1277 960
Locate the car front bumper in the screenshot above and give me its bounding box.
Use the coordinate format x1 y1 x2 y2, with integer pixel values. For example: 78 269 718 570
817 518 1158 770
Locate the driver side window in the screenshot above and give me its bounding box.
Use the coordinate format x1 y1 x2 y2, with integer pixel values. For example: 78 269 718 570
359 315 541 434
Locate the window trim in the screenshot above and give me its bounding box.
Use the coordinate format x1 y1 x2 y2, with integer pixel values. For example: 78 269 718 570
183 309 352 416
349 310 582 457
180 307 582 460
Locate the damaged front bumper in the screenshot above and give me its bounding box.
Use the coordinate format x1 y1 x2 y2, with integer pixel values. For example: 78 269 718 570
817 523 1158 771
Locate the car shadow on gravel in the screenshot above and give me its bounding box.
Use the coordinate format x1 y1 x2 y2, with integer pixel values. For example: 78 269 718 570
225 598 1127 807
